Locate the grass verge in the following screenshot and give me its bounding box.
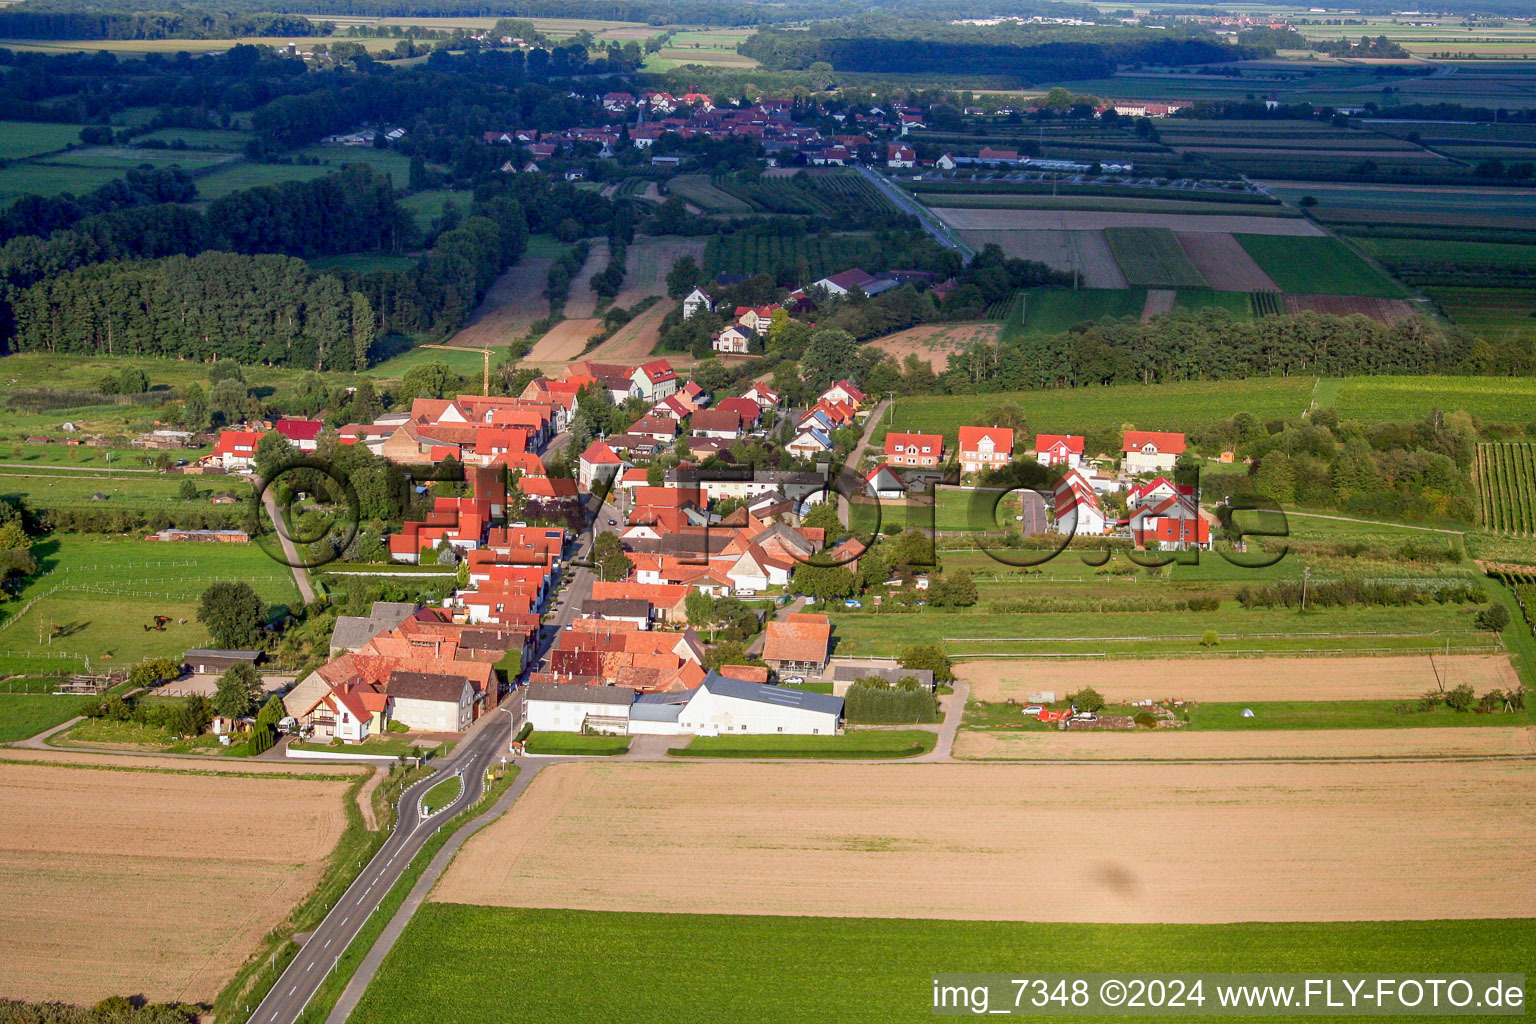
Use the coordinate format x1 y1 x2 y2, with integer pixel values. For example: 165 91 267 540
670 730 936 759
524 732 630 756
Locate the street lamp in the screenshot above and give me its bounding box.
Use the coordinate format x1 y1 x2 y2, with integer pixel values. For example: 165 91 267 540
495 704 518 753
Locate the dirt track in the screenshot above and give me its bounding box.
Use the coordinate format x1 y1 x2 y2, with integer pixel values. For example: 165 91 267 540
956 654 1519 703
953 725 1536 761
445 257 551 348
1177 231 1279 291
431 760 1536 923
0 759 349 1004
934 207 1326 236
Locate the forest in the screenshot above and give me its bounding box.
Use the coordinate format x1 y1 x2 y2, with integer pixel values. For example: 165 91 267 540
739 19 1260 78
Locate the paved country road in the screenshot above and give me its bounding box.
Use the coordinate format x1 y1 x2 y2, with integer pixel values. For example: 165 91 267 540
247 712 515 1024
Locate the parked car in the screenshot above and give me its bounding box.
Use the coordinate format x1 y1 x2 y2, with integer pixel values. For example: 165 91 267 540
782 676 805 686
1022 705 1044 716
733 587 758 596
843 599 862 608
1072 712 1098 722
607 518 617 525
803 596 816 605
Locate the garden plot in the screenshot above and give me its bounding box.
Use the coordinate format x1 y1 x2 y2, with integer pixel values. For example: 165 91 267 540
432 760 1536 923
867 323 1003 373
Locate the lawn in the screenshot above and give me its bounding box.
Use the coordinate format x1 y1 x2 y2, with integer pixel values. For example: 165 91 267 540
0 468 226 513
350 905 1535 1024
1235 235 1405 297
292 145 416 182
0 121 86 160
291 735 435 757
670 730 935 759
420 774 462 813
0 161 128 204
50 145 234 171
524 732 630 755
0 692 94 742
1317 375 1536 425
131 127 254 151
884 377 1314 454
1014 288 1146 336
398 189 460 232
362 344 496 380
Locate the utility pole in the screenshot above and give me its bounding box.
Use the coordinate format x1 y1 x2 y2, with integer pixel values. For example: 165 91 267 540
1300 566 1311 613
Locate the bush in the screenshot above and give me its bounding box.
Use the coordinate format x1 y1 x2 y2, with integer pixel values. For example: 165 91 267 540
1133 711 1157 729
1070 686 1106 713
1445 684 1476 712
843 682 937 724
1185 596 1220 612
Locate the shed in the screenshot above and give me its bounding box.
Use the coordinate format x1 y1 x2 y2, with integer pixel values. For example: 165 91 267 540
184 648 264 674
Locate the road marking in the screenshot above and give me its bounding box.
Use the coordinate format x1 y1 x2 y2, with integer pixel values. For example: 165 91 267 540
307 962 314 971
339 916 348 926
288 986 297 995
324 938 331 948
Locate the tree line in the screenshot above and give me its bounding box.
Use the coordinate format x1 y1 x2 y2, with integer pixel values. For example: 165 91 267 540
940 308 1471 393
0 10 323 40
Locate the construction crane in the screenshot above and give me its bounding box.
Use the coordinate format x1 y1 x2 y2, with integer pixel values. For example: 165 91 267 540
419 344 492 393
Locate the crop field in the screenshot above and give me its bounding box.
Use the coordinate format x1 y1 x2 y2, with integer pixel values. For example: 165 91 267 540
1010 287 1144 334
0 121 87 160
613 238 707 307
353 905 1535 1024
699 171 897 219
430 759 1533 922
887 376 1312 453
957 654 1517 705
903 191 1294 216
1475 443 1536 535
0 161 129 205
953 725 1536 761
668 174 753 213
0 536 299 675
1234 235 1405 297
0 758 350 1004
1104 227 1208 289
1425 286 1536 343
131 127 253 151
1354 237 1536 289
1282 294 1418 324
827 601 1486 660
48 145 234 172
1171 289 1254 318
703 232 886 282
1317 374 1536 425
399 188 459 231
957 229 1127 288
931 206 1326 236
1175 230 1278 292
866 322 1002 373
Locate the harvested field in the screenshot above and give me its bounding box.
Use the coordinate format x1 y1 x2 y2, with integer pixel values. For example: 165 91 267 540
956 654 1519 704
614 238 706 308
525 318 601 363
0 759 350 1004
1106 227 1208 289
957 228 1126 288
931 207 1325 236
563 241 605 319
867 322 1002 373
1176 231 1279 292
1283 293 1419 324
952 725 1536 762
1140 289 1175 322
432 760 1536 923
585 300 673 364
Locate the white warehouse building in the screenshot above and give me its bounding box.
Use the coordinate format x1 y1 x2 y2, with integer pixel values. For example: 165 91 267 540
520 672 844 739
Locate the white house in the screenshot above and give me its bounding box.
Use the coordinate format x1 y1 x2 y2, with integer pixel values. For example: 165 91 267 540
682 288 714 319
936 152 958 170
1123 430 1185 475
630 360 679 401
578 440 629 490
865 462 906 500
387 671 475 732
786 427 833 458
1053 468 1107 536
713 325 751 353
676 672 844 736
742 385 782 409
524 682 634 735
